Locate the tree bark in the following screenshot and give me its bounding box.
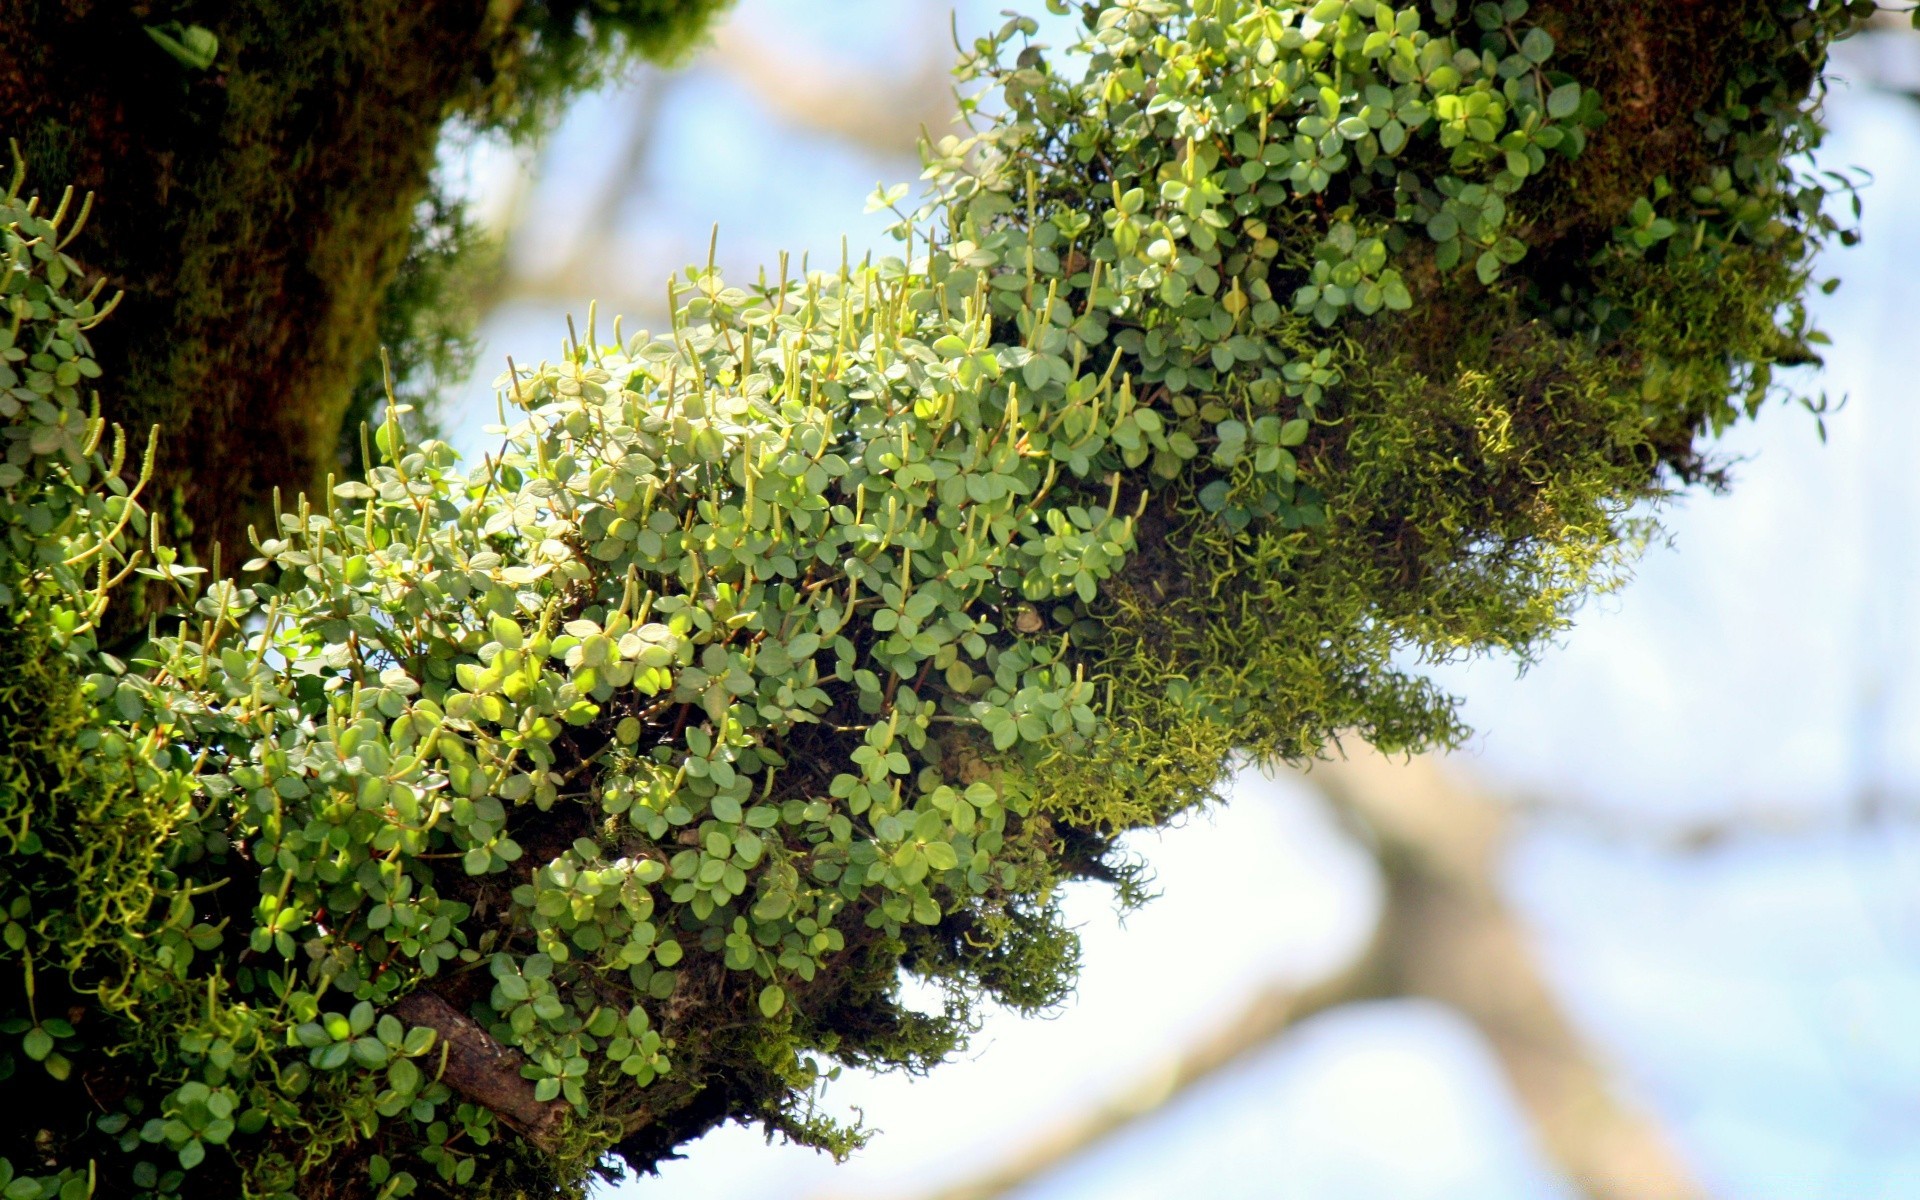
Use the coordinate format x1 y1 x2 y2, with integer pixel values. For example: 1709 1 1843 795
391 991 571 1152
2 0 503 568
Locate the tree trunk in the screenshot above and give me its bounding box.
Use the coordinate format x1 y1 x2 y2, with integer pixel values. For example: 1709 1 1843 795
3 0 501 567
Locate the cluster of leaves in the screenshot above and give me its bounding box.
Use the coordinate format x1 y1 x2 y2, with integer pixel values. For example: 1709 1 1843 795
900 0 1618 621
0 1 1869 1197
0 161 190 1200
1570 0 1872 455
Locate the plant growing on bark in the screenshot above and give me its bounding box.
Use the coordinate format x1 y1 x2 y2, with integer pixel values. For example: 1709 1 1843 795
4 0 736 580
0 0 1868 1197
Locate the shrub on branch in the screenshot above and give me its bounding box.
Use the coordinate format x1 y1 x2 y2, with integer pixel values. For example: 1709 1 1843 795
0 0 1863 1197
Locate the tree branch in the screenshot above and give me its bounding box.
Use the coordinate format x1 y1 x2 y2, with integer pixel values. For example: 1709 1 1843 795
390 991 569 1152
906 941 1390 1200
1306 753 1706 1200
704 22 959 157
880 754 1709 1200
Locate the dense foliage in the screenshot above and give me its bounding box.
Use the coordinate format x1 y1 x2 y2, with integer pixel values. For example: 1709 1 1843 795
0 0 1865 1197
5 0 736 573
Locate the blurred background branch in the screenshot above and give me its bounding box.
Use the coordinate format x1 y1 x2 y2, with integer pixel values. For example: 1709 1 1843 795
705 20 958 156
887 755 1706 1200
472 4 956 319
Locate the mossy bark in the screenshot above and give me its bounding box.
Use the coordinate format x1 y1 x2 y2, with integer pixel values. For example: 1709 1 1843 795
1 1 525 570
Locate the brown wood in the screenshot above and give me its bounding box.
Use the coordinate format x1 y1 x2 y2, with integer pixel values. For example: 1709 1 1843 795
390 990 569 1152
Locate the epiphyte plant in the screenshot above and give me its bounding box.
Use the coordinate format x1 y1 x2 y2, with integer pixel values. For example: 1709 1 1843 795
0 0 1862 1196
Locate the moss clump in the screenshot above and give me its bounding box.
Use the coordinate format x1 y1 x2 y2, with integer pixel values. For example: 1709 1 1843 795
0 619 199 1190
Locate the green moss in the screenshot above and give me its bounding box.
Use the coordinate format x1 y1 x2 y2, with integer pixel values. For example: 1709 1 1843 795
339 181 499 468
0 615 200 1177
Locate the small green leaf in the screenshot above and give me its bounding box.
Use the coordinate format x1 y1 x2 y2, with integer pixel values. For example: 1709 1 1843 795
389 1057 421 1095
401 1027 437 1057
145 22 219 70
315 1042 352 1071
758 985 786 1018
350 1037 390 1068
